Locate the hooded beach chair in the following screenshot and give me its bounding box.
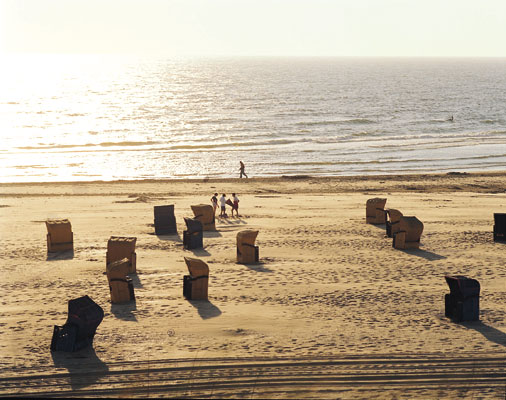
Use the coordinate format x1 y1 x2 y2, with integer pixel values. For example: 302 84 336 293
392 216 423 249
154 205 177 235
237 230 259 264
183 217 203 250
444 275 480 322
385 209 403 238
50 295 104 352
191 204 216 231
106 236 137 274
183 257 209 300
46 219 73 253
106 258 135 303
493 213 506 242
366 198 387 224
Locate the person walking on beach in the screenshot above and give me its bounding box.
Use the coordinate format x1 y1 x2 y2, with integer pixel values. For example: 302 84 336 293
239 161 248 179
211 193 218 216
219 193 227 217
232 193 240 217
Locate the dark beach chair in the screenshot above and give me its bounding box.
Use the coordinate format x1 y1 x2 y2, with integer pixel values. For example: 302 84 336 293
493 213 506 242
50 295 104 352
183 217 203 250
385 209 403 238
444 275 480 322
154 205 177 235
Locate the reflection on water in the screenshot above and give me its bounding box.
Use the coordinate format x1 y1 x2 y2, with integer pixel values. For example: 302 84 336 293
2 55 506 182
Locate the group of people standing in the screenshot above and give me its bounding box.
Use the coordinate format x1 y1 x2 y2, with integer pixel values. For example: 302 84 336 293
211 193 240 218
208 161 247 218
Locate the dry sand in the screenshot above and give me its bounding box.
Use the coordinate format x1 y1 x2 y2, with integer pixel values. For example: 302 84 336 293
0 172 505 398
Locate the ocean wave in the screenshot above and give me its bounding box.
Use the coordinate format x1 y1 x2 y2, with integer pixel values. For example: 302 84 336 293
295 118 376 127
17 141 163 150
15 138 304 152
167 138 301 150
351 131 375 137
480 119 502 124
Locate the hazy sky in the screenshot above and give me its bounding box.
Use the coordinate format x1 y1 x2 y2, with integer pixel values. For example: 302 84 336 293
1 0 505 57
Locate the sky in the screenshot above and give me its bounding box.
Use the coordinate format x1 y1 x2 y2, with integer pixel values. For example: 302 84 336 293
1 0 505 57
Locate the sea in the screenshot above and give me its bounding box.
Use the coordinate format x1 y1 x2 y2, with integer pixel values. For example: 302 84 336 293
1 55 506 183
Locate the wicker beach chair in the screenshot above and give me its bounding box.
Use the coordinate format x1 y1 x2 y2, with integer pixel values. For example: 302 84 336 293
392 216 424 249
46 219 73 253
183 257 209 300
366 198 387 224
191 204 216 231
106 236 137 274
106 258 135 304
237 230 259 264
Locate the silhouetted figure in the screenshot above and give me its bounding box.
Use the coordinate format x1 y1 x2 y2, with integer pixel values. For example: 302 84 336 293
239 161 248 178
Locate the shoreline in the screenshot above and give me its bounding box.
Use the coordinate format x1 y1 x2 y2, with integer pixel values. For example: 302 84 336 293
1 170 505 196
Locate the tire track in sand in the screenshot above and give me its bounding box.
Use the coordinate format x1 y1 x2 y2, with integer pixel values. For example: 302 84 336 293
0 354 505 398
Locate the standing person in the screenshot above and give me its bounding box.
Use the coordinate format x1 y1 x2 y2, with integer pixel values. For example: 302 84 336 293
232 193 240 217
239 161 248 179
219 193 227 217
211 193 218 216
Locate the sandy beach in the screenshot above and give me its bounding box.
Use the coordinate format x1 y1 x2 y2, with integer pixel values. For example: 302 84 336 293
0 172 505 398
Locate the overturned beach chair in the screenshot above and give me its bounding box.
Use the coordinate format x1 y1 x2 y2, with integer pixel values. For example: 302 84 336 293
385 209 403 238
191 204 216 231
106 236 137 274
183 257 209 300
237 230 259 264
50 295 104 352
183 217 203 250
46 219 73 253
154 205 177 235
106 258 135 304
444 275 480 322
493 213 506 242
392 216 423 249
366 198 387 225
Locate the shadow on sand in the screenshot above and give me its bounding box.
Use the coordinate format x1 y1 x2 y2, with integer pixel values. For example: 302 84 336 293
153 232 182 243
399 248 447 261
46 250 74 261
110 300 138 322
187 248 211 257
240 261 273 273
188 299 222 320
203 231 222 238
462 321 506 348
130 273 143 289
51 346 109 391
218 217 247 225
